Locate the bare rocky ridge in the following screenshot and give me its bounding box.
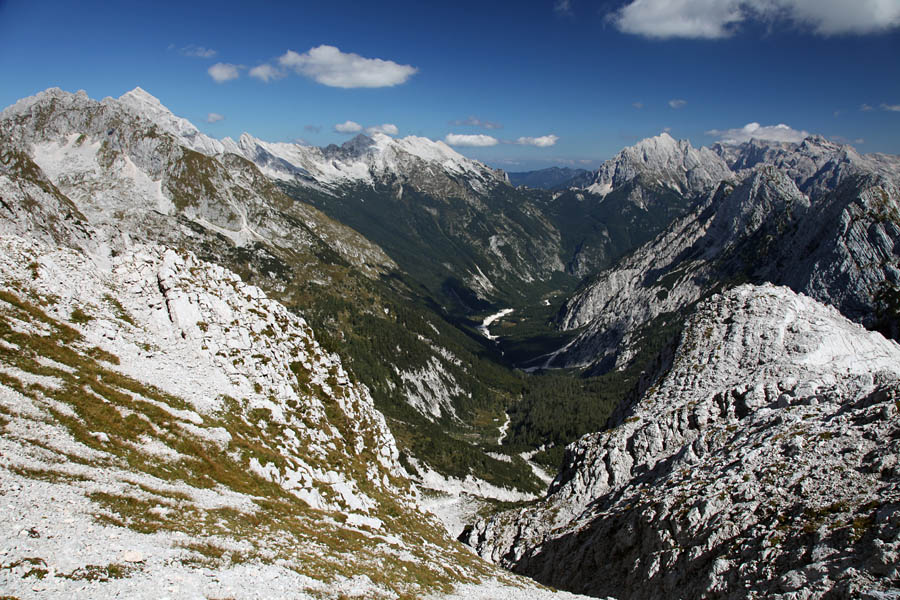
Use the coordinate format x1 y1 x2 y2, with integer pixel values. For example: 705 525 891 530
0 87 395 278
0 144 93 251
584 132 733 198
0 234 588 599
227 130 509 197
463 284 900 598
551 136 900 369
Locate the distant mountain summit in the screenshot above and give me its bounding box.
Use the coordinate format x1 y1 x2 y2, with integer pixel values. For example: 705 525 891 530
223 128 509 196
542 132 900 370
582 132 732 197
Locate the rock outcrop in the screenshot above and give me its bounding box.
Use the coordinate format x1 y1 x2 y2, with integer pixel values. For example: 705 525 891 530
0 233 590 599
464 284 900 598
584 132 732 198
551 137 900 369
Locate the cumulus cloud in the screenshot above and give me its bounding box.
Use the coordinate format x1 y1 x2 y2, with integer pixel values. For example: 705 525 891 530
249 63 283 83
278 45 417 88
450 116 503 129
608 0 900 39
706 122 810 144
669 99 687 109
613 0 743 38
516 135 560 147
444 134 499 147
882 103 900 112
334 120 363 133
180 45 217 58
206 113 224 123
366 124 399 136
208 63 241 83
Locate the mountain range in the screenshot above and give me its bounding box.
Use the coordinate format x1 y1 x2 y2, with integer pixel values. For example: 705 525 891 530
1 86 898 599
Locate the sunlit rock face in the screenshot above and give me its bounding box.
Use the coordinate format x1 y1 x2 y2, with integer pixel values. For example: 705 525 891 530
465 284 900 599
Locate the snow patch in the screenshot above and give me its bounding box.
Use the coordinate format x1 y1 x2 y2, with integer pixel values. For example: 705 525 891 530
478 308 514 341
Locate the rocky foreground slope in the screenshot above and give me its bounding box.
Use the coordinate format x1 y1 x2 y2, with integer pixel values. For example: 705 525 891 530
0 233 591 599
464 284 900 599
0 86 560 495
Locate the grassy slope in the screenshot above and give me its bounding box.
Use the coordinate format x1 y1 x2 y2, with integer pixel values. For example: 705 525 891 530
0 285 496 598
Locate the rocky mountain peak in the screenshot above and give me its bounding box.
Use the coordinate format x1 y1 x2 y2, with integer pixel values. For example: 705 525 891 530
584 132 732 197
321 133 376 160
113 88 224 156
341 133 377 155
711 164 810 239
551 134 899 372
0 87 86 121
117 86 167 110
711 134 897 200
3 86 511 199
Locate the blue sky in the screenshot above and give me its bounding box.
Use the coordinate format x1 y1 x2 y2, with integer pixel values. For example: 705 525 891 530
1 0 899 170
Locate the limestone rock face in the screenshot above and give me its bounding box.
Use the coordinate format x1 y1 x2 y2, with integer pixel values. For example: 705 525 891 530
714 135 900 199
553 137 900 369
0 87 395 277
464 284 900 599
0 233 593 599
228 130 509 197
584 133 733 198
0 142 93 250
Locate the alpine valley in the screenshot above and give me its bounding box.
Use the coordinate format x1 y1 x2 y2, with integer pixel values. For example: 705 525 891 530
1 86 898 600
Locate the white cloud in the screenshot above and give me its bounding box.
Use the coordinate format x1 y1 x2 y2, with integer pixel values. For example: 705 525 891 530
206 113 224 123
555 0 573 15
882 103 900 112
516 134 559 147
366 124 399 136
706 122 810 144
208 63 241 83
445 134 499 147
334 120 363 133
632 102 644 109
608 0 900 39
451 116 503 129
278 45 417 88
249 63 283 83
611 0 744 38
768 0 900 35
861 103 874 111
180 45 217 58
669 99 687 109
